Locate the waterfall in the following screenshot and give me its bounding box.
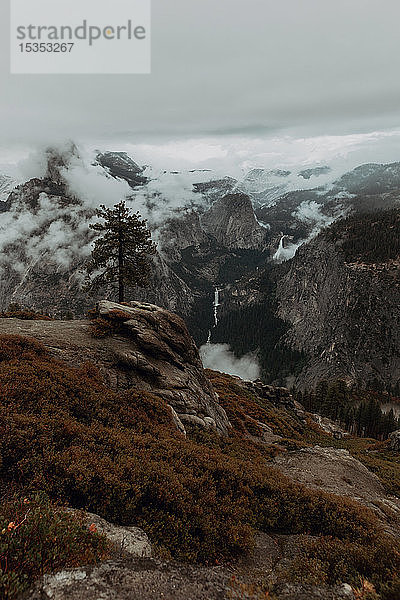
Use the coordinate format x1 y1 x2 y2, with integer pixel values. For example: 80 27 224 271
273 233 299 263
207 286 222 344
278 235 285 251
200 285 261 381
273 234 285 262
214 287 221 326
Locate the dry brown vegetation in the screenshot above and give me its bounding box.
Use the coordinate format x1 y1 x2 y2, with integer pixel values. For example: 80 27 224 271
0 493 109 599
1 335 400 597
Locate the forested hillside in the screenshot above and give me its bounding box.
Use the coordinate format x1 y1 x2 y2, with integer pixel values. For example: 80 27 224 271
297 380 400 440
213 208 400 393
327 209 400 263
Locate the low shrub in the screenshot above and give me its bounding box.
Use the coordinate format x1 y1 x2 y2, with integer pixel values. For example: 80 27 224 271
0 334 399 590
206 370 303 440
0 335 48 362
287 535 400 594
380 577 400 600
352 450 400 498
89 317 118 338
0 308 52 321
0 492 109 600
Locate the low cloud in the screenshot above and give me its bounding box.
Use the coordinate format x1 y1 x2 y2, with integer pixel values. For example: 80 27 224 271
273 200 340 263
0 191 92 278
132 169 207 229
295 200 329 225
0 145 121 277
62 161 132 209
0 143 213 281
200 343 260 381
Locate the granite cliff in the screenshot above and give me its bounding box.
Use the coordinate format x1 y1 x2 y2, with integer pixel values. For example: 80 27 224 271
214 209 400 392
277 211 400 390
0 148 269 340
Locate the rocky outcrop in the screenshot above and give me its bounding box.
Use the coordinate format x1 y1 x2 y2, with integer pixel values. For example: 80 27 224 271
310 414 348 439
298 166 331 180
0 174 17 208
97 151 147 188
389 430 400 451
274 446 400 537
273 583 354 600
277 232 400 390
201 193 268 250
193 176 237 205
67 510 152 558
334 161 400 196
241 168 291 209
243 379 296 410
132 253 196 319
157 212 209 263
0 301 230 434
45 143 81 185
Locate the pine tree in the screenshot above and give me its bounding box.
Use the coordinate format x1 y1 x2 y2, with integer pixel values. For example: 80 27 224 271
382 409 397 439
86 201 156 303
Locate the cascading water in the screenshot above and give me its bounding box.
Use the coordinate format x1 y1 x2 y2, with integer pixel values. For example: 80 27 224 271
273 233 298 263
273 234 286 262
213 287 221 326
207 286 222 344
200 285 261 381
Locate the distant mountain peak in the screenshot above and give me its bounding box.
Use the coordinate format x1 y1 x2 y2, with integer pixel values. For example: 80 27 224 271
298 166 331 180
96 151 147 188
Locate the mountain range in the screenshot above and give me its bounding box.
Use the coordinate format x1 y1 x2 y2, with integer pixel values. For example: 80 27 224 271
0 145 399 391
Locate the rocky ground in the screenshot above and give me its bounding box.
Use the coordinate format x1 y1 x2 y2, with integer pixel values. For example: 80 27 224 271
2 301 399 599
0 300 230 434
28 526 355 600
29 442 400 599
28 556 355 600
274 446 400 537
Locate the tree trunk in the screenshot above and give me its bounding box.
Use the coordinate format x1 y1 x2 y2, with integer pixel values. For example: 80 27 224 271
118 274 124 303
118 216 124 303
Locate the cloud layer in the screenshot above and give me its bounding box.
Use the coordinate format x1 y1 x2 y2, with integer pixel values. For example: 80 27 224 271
200 343 260 381
1 0 400 146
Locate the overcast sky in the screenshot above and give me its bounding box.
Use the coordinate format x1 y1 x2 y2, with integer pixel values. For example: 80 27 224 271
1 0 400 166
